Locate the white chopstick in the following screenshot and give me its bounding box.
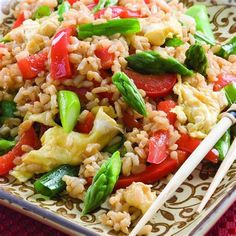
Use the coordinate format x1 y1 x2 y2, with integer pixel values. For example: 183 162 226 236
130 116 233 236
197 137 236 213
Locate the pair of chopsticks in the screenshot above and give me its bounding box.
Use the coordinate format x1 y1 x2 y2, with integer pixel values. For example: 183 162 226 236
130 105 236 236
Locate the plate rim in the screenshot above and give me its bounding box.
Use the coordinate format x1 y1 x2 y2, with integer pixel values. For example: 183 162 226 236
1 183 235 235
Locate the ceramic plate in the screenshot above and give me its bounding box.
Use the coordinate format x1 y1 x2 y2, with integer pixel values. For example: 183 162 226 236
0 1 236 235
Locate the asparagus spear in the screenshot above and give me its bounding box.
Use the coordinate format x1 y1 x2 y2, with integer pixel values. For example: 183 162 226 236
126 51 193 76
215 36 236 59
34 165 79 197
32 6 51 20
164 36 184 47
186 5 215 44
83 151 121 214
58 1 70 21
112 72 147 116
185 44 208 76
77 18 141 40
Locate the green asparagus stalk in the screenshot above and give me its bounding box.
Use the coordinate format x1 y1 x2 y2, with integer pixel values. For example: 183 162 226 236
215 36 236 59
77 18 141 40
224 82 236 105
32 6 51 20
126 51 193 76
112 72 147 116
58 1 70 21
34 165 79 197
83 151 121 214
58 90 81 133
194 31 215 46
164 36 184 47
214 130 231 161
186 5 215 43
185 44 208 76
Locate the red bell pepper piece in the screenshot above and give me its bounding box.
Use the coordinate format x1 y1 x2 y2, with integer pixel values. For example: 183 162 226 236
12 12 25 29
51 27 75 80
17 51 48 80
95 46 115 70
213 74 236 91
147 130 169 165
157 100 177 125
75 112 95 134
94 6 144 19
87 150 188 189
177 133 219 163
122 112 142 129
0 126 41 175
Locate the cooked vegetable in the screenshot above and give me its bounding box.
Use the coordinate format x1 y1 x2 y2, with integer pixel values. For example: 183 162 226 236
58 90 81 133
0 37 11 43
177 133 219 163
186 5 215 43
103 135 124 153
124 69 177 98
185 44 208 76
214 130 231 161
94 6 142 19
92 0 118 13
194 31 215 46
215 36 236 59
157 100 177 125
112 72 147 116
75 112 95 134
126 51 193 76
0 100 16 120
58 1 70 21
83 151 121 214
51 27 74 80
12 12 25 29
32 6 51 20
34 165 79 197
0 126 40 175
0 139 16 153
17 51 48 80
213 74 236 91
164 36 184 47
11 108 120 182
224 82 236 105
95 46 115 69
77 18 141 40
87 151 188 189
147 130 169 165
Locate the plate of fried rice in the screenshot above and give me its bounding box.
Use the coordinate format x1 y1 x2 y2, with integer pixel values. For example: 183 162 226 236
0 0 235 235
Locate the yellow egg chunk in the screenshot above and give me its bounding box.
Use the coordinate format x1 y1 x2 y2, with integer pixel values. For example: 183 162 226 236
11 108 121 182
143 18 182 46
173 78 228 139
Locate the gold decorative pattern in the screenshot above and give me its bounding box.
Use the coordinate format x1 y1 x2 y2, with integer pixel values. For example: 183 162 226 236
0 1 236 235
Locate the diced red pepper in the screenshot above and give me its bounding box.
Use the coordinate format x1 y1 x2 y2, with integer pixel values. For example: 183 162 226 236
144 0 151 3
95 46 115 70
0 126 41 175
122 112 142 129
51 27 75 80
87 150 188 189
12 12 25 29
176 133 219 163
147 130 169 165
124 69 177 98
213 74 236 91
157 100 177 125
75 112 95 134
94 6 144 19
17 51 48 80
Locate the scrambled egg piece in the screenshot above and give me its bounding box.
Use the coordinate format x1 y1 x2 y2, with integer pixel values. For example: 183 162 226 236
123 182 156 214
173 79 228 138
11 108 121 182
25 111 57 127
142 17 182 46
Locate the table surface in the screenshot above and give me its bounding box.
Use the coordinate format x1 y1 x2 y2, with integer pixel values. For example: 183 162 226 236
0 202 235 236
